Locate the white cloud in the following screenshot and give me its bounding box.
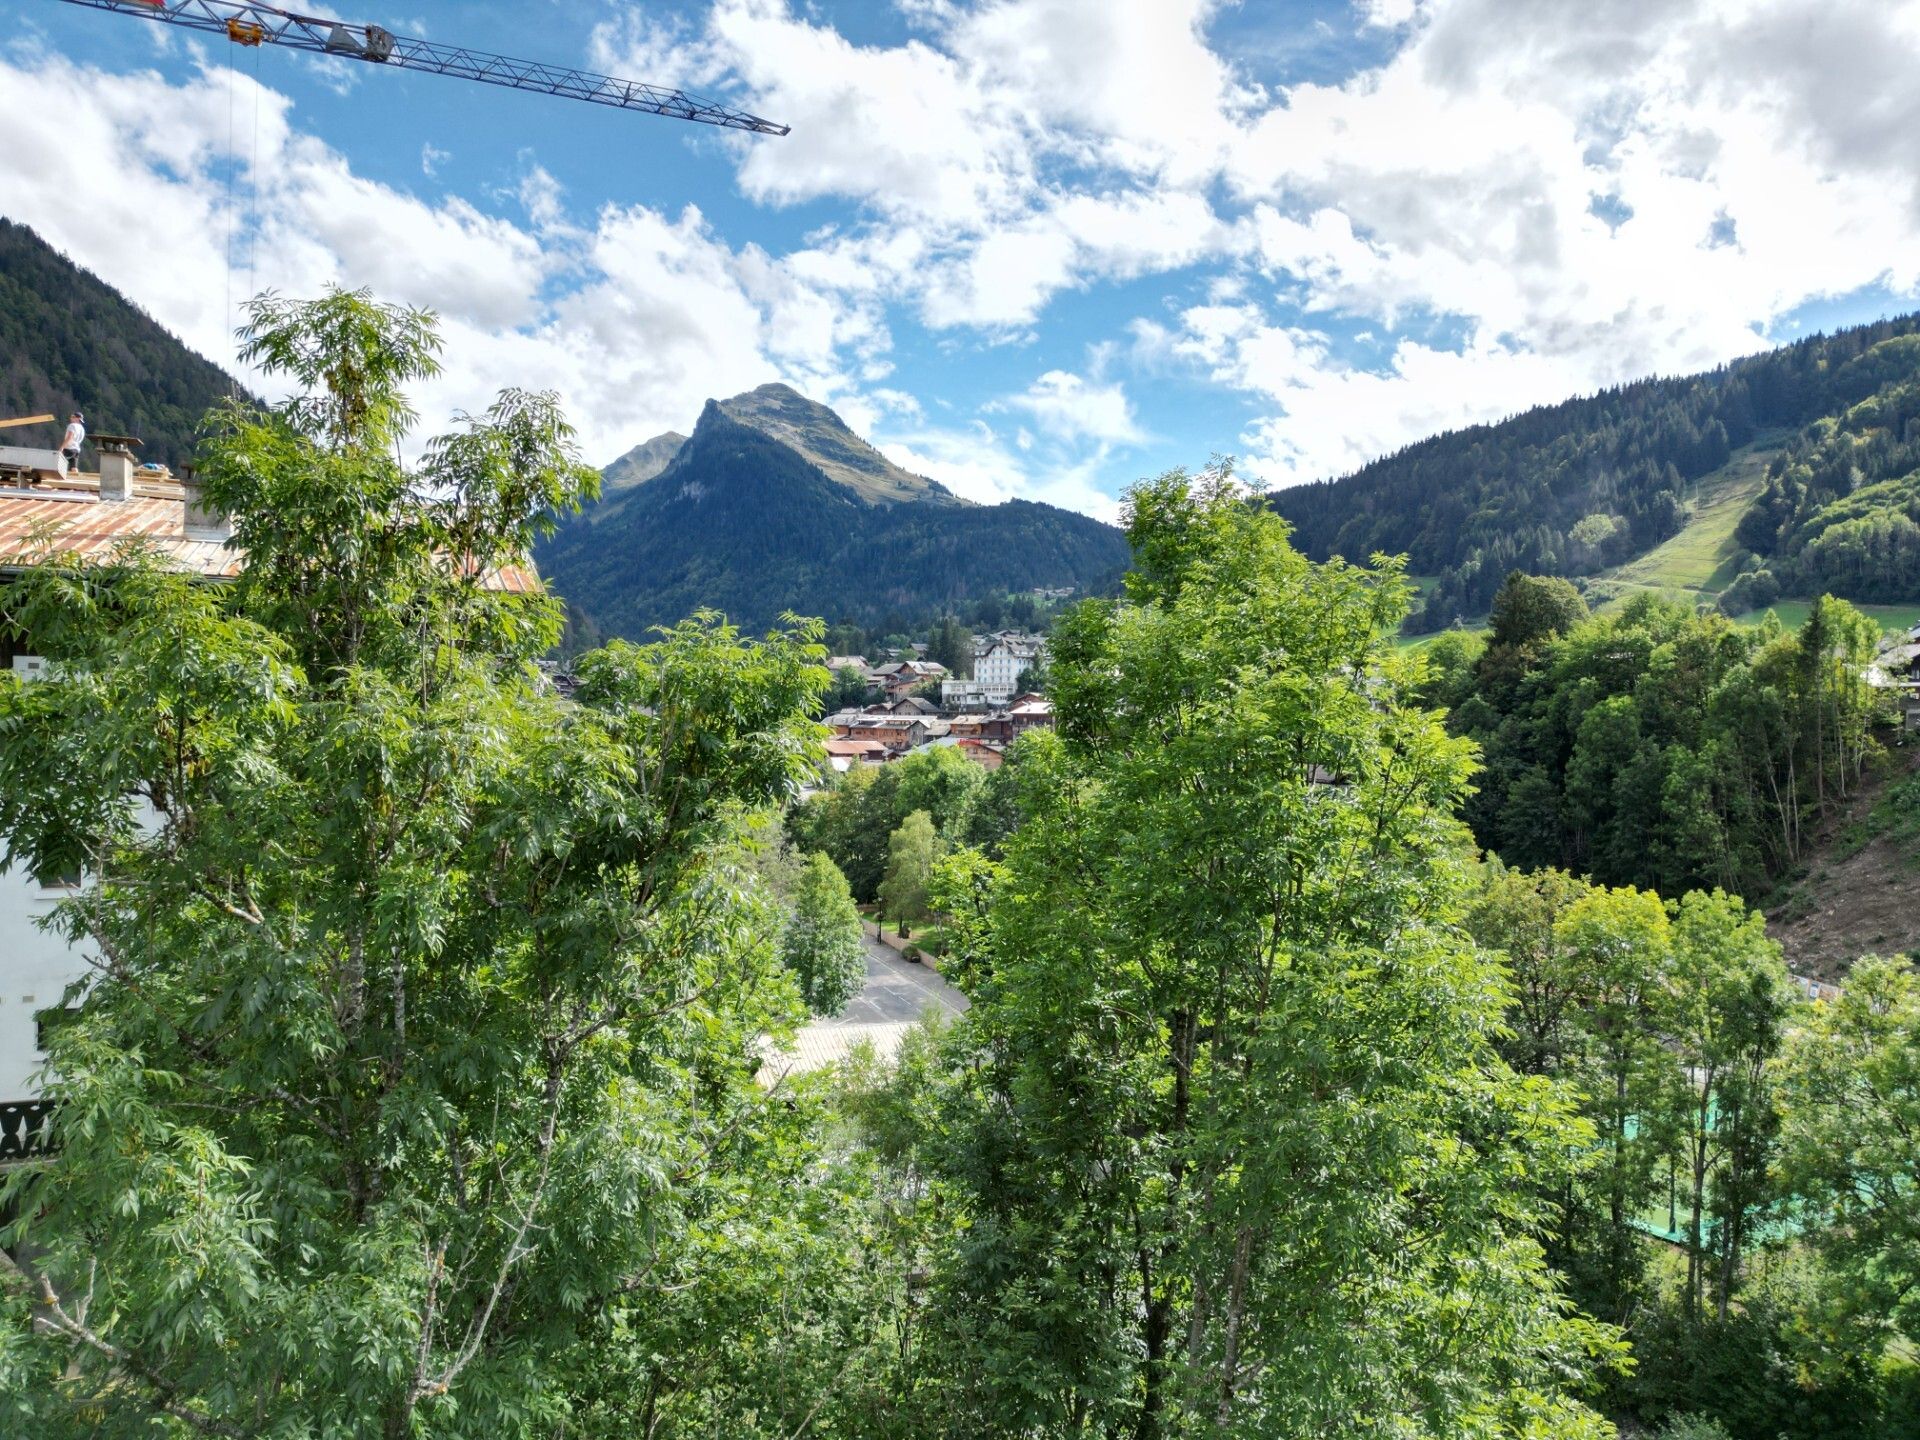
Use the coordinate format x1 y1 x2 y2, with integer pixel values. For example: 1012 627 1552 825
0 51 869 467
881 426 1123 522
592 1 1240 332
420 141 448 176
1003 370 1146 446
16 0 1920 519
1192 0 1920 482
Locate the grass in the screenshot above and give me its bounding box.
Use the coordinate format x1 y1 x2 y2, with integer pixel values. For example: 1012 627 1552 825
1728 599 1920 635
1395 439 1919 642
1588 442 1780 609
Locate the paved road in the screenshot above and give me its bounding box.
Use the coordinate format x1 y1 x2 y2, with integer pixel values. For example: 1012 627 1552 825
772 934 969 1076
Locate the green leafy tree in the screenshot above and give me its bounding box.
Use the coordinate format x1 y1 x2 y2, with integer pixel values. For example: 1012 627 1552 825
926 614 973 678
1777 953 1920 1360
790 746 984 904
783 852 868 1016
879 809 940 937
1662 889 1790 1317
788 763 900 903
0 290 841 1438
826 663 871 712
1466 863 1592 1076
892 743 985 839
1017 649 1050 694
1488 571 1590 652
1444 591 1889 899
1556 884 1682 1314
960 734 1032 857
912 468 1621 1437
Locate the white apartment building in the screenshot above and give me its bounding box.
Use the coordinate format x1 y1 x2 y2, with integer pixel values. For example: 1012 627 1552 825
943 632 1043 709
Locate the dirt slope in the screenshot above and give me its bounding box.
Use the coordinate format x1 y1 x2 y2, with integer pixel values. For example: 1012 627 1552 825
1768 739 1920 981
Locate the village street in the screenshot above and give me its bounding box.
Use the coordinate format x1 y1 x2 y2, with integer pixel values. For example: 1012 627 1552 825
773 932 969 1076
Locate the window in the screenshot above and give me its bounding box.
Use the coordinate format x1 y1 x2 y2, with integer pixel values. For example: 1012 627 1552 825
34 1005 78 1053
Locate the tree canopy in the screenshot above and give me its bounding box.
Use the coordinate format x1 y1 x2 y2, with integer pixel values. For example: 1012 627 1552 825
0 290 853 1438
892 467 1621 1436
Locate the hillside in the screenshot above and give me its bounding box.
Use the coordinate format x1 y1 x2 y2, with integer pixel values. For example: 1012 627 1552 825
1268 314 1920 631
1768 741 1920 980
0 220 238 469
537 389 1128 636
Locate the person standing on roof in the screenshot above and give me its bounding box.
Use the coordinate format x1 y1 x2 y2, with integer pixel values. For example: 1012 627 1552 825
59 412 84 478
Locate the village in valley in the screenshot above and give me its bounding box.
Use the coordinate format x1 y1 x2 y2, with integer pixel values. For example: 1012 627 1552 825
817 618 1057 774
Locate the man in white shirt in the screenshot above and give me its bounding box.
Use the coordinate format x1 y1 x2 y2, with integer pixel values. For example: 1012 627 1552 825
60 412 84 478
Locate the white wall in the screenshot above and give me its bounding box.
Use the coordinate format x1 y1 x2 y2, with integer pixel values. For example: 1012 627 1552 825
0 867 90 1099
0 654 95 1100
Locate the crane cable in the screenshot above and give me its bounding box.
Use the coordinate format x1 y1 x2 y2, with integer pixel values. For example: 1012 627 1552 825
224 48 235 385
248 36 260 309
219 42 263 398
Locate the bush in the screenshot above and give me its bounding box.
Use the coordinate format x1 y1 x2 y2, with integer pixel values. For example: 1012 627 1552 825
1717 567 1779 616
1655 1416 1733 1440
1618 1300 1889 1440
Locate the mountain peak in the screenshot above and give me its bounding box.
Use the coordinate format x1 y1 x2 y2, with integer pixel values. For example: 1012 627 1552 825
601 430 687 497
710 382 959 507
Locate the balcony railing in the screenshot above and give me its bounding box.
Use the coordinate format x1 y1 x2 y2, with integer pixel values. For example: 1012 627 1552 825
0 1100 55 1159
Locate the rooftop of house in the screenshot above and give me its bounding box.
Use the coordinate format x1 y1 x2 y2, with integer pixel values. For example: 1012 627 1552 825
0 467 538 593
823 737 892 757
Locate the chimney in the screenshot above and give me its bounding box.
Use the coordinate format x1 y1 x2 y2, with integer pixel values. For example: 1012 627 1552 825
180 473 230 540
96 435 136 502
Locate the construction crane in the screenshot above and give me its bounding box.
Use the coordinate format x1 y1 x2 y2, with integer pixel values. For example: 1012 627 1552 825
54 0 790 135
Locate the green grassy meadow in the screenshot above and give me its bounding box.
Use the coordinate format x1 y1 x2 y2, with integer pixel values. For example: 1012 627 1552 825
1587 442 1780 608
1398 439 1918 644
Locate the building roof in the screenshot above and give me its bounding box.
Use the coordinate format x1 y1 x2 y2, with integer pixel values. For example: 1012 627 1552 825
0 477 539 593
877 658 947 678
824 737 891 757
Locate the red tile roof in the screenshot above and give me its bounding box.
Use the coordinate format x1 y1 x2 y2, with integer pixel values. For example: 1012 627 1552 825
0 482 539 593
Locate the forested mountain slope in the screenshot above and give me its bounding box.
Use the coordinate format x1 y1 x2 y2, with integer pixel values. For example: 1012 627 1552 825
537 390 1129 636
0 220 237 469
1269 314 1920 630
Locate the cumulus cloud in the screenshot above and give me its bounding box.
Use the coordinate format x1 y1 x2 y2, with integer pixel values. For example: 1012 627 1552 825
1002 370 1146 446
1205 0 1920 481
14 0 1920 517
590 0 1244 331
881 426 1124 522
0 49 875 466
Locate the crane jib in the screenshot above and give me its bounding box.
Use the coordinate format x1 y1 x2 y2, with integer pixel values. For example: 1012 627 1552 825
56 0 791 135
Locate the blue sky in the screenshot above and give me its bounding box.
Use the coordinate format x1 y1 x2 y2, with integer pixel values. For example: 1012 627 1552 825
5 0 1920 518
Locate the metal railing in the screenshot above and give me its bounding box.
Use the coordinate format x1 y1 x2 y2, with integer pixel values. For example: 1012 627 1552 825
0 1101 55 1160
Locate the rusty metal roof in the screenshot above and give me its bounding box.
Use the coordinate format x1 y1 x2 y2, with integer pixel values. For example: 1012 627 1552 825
0 481 539 594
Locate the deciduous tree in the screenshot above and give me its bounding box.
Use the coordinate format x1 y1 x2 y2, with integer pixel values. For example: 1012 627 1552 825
879 810 940 937
784 852 868 1016
1777 953 1920 1359
914 467 1621 1437
0 291 837 1439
